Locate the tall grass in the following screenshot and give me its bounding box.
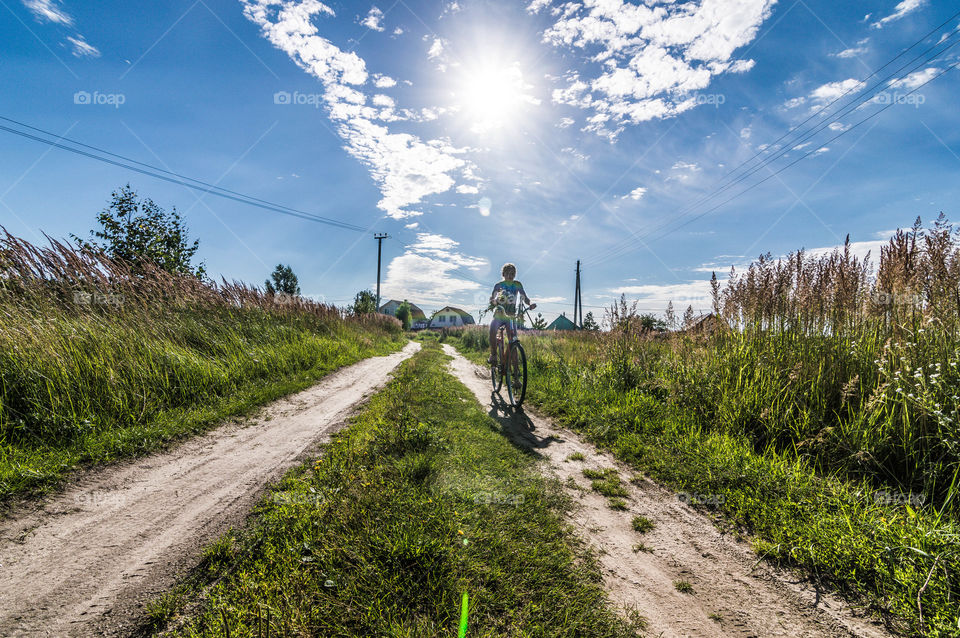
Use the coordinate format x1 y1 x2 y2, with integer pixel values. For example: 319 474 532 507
0 228 403 500
448 215 960 634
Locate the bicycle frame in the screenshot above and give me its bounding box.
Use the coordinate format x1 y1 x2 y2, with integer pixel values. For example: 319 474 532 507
490 296 532 407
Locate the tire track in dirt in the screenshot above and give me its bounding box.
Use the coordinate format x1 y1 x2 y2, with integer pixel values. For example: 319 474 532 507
443 344 893 638
0 341 419 637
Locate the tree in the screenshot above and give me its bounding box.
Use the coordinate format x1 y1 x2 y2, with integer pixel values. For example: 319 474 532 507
582 311 599 331
265 264 300 296
682 304 696 329
395 300 413 329
75 184 203 276
531 312 548 330
665 301 676 330
638 313 668 331
349 290 377 315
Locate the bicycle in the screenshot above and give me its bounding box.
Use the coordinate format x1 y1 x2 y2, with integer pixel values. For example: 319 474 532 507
490 297 534 408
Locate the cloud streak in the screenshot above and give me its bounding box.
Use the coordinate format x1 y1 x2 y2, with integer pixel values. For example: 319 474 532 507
241 0 479 219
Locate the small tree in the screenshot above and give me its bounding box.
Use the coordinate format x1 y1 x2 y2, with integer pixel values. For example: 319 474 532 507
682 304 696 329
349 290 378 315
75 184 204 276
395 300 412 329
532 312 547 330
638 313 667 331
665 301 676 330
582 311 599 331
265 264 300 296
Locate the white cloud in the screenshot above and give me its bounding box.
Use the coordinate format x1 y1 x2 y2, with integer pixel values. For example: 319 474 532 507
392 26 404 36
890 67 938 90
67 35 99 57
539 0 775 138
834 46 867 58
241 0 477 220
557 116 575 128
609 280 714 310
535 296 566 303
456 184 479 194
23 0 72 25
783 96 806 109
810 78 865 102
428 37 446 59
622 186 647 200
372 94 395 107
740 126 752 140
374 74 396 88
360 5 384 31
383 233 488 303
872 0 925 29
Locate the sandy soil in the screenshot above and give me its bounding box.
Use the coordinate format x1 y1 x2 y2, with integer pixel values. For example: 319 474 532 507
443 344 894 638
0 341 419 637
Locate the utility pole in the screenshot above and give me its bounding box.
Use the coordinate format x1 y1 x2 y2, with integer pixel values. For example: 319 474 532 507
374 233 389 310
574 260 582 329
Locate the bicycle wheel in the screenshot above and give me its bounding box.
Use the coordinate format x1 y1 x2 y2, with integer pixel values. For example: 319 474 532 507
505 341 527 407
491 331 504 392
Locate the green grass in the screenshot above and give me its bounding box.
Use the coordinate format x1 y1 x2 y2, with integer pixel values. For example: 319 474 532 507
673 580 694 594
608 498 628 511
631 516 654 534
0 299 404 503
566 452 586 462
146 341 639 637
448 328 959 634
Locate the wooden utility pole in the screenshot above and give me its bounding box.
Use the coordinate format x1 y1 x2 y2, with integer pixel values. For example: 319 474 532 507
574 260 582 329
374 233 389 310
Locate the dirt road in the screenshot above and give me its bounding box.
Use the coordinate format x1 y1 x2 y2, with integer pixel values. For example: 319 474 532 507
443 344 893 638
0 342 419 637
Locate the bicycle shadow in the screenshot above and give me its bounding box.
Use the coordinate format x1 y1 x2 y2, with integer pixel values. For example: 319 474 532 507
485 391 561 458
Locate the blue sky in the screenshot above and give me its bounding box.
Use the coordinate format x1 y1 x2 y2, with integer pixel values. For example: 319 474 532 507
2 0 958 324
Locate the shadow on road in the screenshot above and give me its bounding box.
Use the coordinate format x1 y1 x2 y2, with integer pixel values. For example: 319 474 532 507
485 391 563 458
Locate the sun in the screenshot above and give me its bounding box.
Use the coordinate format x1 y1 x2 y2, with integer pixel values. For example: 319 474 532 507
454 61 538 134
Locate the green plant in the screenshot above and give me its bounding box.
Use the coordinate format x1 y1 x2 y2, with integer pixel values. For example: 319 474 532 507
264 263 300 296
73 184 204 276
631 516 654 533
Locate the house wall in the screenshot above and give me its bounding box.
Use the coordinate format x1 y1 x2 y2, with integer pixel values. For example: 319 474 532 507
429 311 464 328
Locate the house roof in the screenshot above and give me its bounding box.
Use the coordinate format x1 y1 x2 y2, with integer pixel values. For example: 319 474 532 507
546 313 577 330
379 299 426 320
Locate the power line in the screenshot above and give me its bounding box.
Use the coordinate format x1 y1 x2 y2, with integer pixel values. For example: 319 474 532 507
0 116 367 232
586 34 960 267
584 17 960 267
589 57 960 267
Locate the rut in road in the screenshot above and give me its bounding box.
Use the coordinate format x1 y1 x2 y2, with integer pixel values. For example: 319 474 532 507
0 341 419 638
443 344 893 638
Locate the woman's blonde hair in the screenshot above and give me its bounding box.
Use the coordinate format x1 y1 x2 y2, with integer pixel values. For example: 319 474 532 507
501 263 517 279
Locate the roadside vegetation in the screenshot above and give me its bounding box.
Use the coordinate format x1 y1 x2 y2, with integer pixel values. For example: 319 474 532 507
147 341 638 637
0 226 403 502
449 215 960 635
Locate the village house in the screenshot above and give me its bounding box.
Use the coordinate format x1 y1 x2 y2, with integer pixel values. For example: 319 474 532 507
429 306 475 328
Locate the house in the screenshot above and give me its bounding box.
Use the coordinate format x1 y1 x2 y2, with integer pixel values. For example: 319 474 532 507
429 306 475 328
378 299 426 322
546 313 577 331
682 313 723 335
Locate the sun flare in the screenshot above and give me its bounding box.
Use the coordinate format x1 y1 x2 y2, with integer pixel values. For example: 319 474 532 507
455 62 538 133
